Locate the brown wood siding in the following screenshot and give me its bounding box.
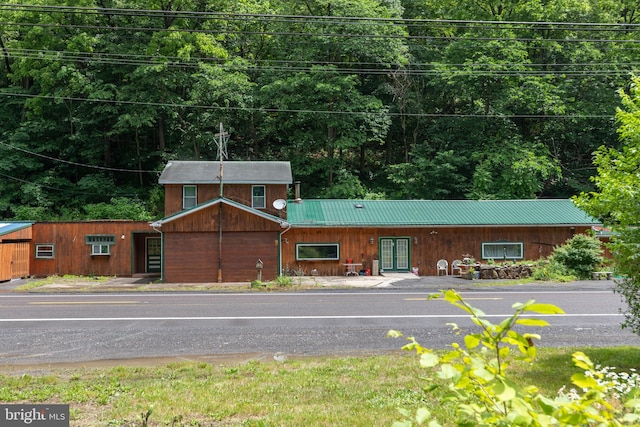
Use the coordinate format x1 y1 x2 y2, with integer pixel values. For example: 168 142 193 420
0 227 32 242
163 231 279 283
30 222 153 277
164 184 289 217
281 226 591 276
0 244 12 281
11 242 30 278
161 203 283 233
0 243 30 281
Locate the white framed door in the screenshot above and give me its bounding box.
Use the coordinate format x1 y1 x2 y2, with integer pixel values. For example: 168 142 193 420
379 237 410 271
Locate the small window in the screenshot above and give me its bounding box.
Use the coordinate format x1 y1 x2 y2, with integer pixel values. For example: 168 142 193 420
183 185 197 209
91 244 111 256
481 242 524 260
86 235 116 256
296 243 340 261
35 244 54 259
252 185 266 209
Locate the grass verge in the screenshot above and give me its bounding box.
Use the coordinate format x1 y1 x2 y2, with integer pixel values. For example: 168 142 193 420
2 347 639 426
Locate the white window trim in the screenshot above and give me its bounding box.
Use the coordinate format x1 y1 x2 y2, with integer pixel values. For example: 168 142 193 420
35 244 55 259
481 242 524 260
91 244 111 256
296 243 340 261
252 185 266 209
183 185 197 209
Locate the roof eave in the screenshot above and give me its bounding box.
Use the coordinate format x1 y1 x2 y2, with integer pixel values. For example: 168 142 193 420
152 198 289 228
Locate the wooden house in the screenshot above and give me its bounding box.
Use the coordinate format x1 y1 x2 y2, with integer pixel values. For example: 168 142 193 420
152 160 602 282
152 161 292 282
282 199 601 277
0 160 604 283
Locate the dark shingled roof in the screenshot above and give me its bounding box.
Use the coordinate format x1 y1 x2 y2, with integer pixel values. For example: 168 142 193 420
158 161 293 185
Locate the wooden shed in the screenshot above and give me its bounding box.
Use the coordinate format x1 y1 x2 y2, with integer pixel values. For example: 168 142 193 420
0 222 32 281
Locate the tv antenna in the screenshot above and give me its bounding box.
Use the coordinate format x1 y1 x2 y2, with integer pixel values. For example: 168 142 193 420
215 123 229 162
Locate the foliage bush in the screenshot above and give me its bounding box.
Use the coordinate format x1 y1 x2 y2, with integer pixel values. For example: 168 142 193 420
549 233 604 279
531 260 576 282
389 290 640 426
272 275 294 287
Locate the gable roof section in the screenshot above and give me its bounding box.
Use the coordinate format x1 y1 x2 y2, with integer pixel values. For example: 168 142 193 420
158 161 293 185
0 221 32 237
151 197 290 228
286 199 599 227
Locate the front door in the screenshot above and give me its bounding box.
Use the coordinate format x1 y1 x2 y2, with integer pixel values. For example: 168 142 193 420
380 237 410 272
146 237 161 273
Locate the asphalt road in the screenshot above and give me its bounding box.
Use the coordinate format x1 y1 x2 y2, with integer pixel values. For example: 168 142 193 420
1 284 639 366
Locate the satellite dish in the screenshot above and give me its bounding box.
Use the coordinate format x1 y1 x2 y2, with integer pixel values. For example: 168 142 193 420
273 199 287 210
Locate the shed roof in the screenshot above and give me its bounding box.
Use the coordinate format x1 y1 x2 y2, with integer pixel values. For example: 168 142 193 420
0 221 32 237
158 161 293 185
285 199 599 227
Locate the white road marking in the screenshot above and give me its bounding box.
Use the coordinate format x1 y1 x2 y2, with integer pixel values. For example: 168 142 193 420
0 313 623 323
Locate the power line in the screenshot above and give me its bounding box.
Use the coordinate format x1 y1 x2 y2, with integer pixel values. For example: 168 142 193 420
0 171 140 198
0 91 617 119
1 3 639 30
2 19 639 44
0 141 159 173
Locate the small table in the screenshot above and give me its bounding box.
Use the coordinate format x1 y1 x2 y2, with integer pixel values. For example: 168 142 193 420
344 263 362 276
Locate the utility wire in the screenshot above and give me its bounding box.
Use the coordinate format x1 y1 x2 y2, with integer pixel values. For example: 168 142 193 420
0 141 159 173
1 19 639 44
0 91 617 118
1 3 639 30
0 170 140 197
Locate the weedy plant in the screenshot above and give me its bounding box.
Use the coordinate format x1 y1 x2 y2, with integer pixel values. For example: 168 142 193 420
389 289 640 426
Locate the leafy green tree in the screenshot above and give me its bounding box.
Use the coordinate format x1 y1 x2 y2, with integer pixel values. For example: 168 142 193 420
575 74 640 334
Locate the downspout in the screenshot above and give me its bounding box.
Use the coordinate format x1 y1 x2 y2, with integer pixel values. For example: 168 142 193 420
151 223 163 282
279 222 292 276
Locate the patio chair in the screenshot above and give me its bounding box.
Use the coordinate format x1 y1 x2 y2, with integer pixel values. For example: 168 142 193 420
436 259 448 276
451 259 462 276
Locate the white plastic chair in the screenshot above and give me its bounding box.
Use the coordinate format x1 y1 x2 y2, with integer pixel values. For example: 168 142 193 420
437 259 448 276
451 259 462 276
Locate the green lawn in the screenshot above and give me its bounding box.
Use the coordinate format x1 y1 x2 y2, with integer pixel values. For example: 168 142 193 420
2 347 639 426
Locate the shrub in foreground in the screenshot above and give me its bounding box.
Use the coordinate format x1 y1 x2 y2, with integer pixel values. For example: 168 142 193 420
389 290 640 426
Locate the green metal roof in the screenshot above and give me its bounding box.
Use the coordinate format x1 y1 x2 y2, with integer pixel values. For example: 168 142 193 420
285 199 599 227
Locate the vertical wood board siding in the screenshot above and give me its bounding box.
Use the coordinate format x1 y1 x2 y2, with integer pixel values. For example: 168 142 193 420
163 231 278 283
30 222 153 277
164 184 289 217
161 203 283 233
281 226 591 276
0 243 30 281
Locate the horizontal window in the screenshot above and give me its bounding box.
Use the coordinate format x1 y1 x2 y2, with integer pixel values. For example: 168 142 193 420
481 242 523 260
296 243 340 261
85 235 116 245
35 244 54 259
91 244 111 256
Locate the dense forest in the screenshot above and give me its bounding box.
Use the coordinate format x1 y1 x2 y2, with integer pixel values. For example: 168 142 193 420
0 0 637 220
